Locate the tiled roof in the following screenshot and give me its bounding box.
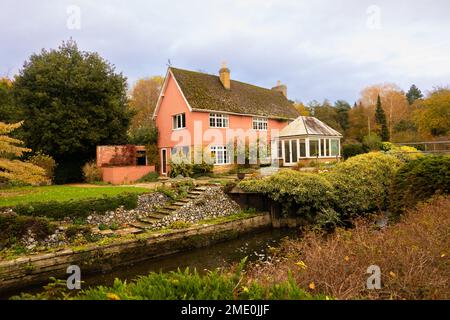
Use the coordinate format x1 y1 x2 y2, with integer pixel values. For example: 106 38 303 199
170 67 300 120
279 116 342 137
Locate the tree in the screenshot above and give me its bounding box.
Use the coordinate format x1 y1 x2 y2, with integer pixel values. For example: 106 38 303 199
0 77 19 122
128 76 163 144
413 88 450 137
334 100 351 135
0 121 47 185
375 95 389 141
308 99 343 133
13 40 132 183
293 101 310 116
348 102 369 142
406 84 423 105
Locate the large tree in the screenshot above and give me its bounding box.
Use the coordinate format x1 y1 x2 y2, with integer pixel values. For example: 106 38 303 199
406 84 423 105
375 95 389 141
127 76 163 145
413 88 450 137
13 40 132 183
0 78 18 123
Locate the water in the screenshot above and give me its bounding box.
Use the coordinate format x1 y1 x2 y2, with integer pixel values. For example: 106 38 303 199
3 228 297 299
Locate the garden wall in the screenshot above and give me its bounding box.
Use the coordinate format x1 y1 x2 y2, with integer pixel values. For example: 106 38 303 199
0 213 271 294
101 165 155 185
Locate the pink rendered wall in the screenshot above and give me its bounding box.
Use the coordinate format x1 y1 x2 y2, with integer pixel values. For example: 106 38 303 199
101 165 155 185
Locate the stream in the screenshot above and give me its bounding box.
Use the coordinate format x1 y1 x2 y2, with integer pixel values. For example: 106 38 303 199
3 228 297 299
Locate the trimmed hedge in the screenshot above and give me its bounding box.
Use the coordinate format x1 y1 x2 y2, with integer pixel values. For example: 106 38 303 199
239 152 403 222
12 193 139 220
0 214 55 247
390 155 450 215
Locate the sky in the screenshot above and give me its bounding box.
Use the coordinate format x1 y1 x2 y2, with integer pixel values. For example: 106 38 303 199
1 0 450 104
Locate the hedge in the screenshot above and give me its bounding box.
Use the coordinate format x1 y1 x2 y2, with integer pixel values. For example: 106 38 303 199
390 155 450 215
239 152 403 222
0 214 55 247
12 193 139 220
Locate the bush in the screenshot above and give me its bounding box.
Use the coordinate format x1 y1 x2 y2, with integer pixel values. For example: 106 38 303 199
246 196 450 300
13 193 139 220
362 134 382 151
82 161 102 183
342 143 366 159
0 214 55 247
329 152 402 218
136 171 159 183
192 161 213 176
28 152 57 183
390 155 450 215
169 161 193 178
239 170 336 222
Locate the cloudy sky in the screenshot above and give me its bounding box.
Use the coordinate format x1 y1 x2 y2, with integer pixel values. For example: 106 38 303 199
1 0 449 103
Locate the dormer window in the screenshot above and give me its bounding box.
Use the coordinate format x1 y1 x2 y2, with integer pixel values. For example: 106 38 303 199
252 117 268 130
172 113 186 130
209 113 228 128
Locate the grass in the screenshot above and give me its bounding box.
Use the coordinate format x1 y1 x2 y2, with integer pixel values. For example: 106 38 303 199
246 195 450 300
0 185 149 207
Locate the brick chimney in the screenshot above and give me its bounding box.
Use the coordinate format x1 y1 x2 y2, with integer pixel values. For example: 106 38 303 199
272 80 287 98
219 62 230 90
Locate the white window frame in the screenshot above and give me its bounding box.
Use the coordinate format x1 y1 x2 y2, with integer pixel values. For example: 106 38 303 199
210 145 230 165
172 113 186 130
252 117 268 131
209 113 229 128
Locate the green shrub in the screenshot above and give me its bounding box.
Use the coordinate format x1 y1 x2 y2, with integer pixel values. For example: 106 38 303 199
13 193 139 220
329 152 402 218
390 155 450 215
239 170 336 220
362 134 382 151
82 161 102 183
169 161 193 178
136 171 159 183
65 225 91 239
342 143 366 159
192 162 213 176
17 259 324 300
0 214 55 247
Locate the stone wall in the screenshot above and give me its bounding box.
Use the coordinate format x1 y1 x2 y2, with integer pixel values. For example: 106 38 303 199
0 214 271 294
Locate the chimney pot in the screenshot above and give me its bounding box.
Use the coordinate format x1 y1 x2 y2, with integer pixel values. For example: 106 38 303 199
272 81 287 98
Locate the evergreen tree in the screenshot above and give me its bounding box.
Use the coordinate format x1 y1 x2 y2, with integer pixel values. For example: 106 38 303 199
406 84 423 105
375 95 389 141
13 40 132 183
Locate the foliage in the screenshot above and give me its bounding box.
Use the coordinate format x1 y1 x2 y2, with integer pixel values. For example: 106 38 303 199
342 143 365 159
390 156 450 215
0 121 47 185
13 40 132 183
136 171 159 183
169 160 193 178
128 126 158 145
192 162 214 176
406 84 423 105
28 152 57 182
0 213 55 247
374 95 389 141
0 77 18 123
413 88 450 137
145 143 159 168
246 196 450 300
82 161 102 183
12 193 139 220
329 152 402 218
362 134 382 151
16 258 325 300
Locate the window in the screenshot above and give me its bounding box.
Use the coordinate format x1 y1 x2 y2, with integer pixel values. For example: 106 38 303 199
330 139 340 156
210 145 229 164
172 113 186 129
309 139 319 157
299 139 306 157
278 140 282 158
320 139 326 157
252 117 268 130
209 113 228 128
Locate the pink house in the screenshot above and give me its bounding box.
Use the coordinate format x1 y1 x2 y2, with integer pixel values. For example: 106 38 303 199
153 65 341 176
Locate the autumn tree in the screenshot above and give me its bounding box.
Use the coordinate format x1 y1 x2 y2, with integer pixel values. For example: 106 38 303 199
308 99 343 133
128 76 163 144
406 84 423 105
375 95 389 141
0 77 18 122
348 102 369 142
293 101 310 116
13 40 132 183
413 88 450 137
0 121 47 185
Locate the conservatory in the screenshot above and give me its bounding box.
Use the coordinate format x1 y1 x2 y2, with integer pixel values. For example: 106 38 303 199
275 116 342 166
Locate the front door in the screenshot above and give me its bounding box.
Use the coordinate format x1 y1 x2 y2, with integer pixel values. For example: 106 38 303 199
161 149 167 175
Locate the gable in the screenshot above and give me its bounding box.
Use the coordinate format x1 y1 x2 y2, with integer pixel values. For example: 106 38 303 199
169 67 300 120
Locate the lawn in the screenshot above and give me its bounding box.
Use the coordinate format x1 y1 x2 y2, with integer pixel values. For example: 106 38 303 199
0 185 150 207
